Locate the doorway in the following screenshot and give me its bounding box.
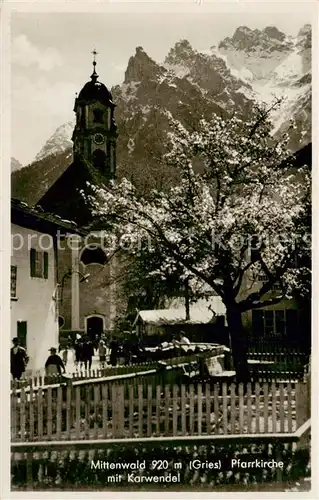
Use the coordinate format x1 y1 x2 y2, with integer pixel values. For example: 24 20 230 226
86 316 104 341
17 321 27 348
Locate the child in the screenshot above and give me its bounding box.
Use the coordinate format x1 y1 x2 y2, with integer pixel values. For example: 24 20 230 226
98 340 107 369
61 344 74 371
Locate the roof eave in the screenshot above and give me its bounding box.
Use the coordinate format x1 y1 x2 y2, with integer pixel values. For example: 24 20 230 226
11 200 87 236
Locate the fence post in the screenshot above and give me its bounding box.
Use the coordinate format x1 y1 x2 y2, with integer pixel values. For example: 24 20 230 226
296 375 311 452
305 369 311 416
112 383 124 438
275 446 284 483
26 451 33 489
224 349 233 370
11 384 17 441
118 384 125 437
295 381 310 429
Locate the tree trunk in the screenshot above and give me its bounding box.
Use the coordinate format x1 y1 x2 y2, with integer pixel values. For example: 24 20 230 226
226 307 250 384
184 279 190 321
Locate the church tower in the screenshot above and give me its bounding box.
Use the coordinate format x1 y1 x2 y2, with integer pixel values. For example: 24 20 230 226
38 51 117 224
72 50 117 181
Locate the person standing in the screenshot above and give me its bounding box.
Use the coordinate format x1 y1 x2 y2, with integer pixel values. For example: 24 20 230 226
45 347 66 376
123 340 132 366
61 343 74 371
110 340 120 366
98 339 107 369
74 334 83 370
11 337 28 380
109 340 118 367
82 337 94 371
94 334 100 352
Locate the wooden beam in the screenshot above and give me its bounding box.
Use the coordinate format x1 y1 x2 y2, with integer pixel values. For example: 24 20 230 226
11 419 311 453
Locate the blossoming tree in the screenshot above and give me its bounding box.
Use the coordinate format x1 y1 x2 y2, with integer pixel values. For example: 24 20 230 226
89 107 310 382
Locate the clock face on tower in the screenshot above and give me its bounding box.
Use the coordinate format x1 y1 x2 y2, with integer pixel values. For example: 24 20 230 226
94 133 105 145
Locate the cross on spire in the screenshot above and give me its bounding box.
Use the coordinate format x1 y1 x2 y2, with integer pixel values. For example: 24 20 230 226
92 49 98 64
90 49 99 81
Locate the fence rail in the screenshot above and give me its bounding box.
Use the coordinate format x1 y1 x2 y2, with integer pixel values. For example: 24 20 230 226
247 342 310 355
11 419 311 490
249 366 307 381
248 351 308 367
11 379 309 442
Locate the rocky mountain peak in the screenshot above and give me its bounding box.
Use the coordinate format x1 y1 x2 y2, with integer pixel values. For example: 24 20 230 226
165 39 195 66
232 26 253 41
262 26 286 41
34 121 74 163
219 25 292 53
296 24 311 50
298 24 311 37
124 46 165 84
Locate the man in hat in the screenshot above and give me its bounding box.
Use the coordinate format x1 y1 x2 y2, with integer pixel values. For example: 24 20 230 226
10 337 28 380
45 347 66 376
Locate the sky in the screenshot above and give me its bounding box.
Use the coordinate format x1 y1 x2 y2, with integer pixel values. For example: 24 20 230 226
11 6 313 165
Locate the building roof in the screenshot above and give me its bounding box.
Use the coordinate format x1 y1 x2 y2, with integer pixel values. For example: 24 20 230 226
11 198 86 236
37 158 110 226
77 62 114 107
134 297 226 326
78 80 114 107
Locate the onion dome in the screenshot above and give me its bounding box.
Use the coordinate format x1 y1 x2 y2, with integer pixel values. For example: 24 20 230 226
77 50 114 106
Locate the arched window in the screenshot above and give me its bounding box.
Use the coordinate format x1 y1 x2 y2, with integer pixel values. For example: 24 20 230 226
93 108 104 123
81 106 86 128
80 245 107 266
58 316 65 329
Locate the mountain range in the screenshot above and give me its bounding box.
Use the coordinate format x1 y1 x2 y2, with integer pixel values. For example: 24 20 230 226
12 24 311 205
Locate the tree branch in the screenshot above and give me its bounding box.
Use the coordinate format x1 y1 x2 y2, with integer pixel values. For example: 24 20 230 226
248 98 282 139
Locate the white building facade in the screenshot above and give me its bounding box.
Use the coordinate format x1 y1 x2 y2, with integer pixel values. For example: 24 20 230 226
11 200 81 372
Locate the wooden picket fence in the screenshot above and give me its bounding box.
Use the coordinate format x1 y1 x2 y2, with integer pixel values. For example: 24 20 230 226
11 419 311 490
11 378 309 443
248 351 309 368
246 346 310 381
13 345 308 392
12 349 225 390
247 341 309 355
16 362 160 390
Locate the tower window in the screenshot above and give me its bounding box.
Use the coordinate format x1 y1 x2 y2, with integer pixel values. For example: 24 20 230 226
80 245 107 266
11 265 17 298
93 108 104 123
81 107 86 128
76 108 81 127
93 149 109 175
30 249 49 279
